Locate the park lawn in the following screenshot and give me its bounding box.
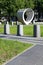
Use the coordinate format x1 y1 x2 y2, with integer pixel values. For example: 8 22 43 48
10 25 33 36
10 25 43 37
0 25 4 34
40 25 43 37
23 25 33 36
0 39 32 65
0 25 43 36
10 25 17 34
0 25 17 34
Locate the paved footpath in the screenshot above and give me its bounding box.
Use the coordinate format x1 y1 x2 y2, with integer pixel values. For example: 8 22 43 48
0 34 43 65
0 34 43 45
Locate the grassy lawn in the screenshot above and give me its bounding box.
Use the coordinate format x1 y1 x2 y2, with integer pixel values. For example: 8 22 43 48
10 25 43 37
10 25 17 34
0 25 33 36
0 39 32 65
23 25 33 36
0 25 43 36
40 25 43 37
0 25 4 34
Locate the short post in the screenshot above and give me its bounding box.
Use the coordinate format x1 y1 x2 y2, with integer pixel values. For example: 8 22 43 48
17 25 23 36
12 22 14 26
0 22 1 25
4 22 10 34
33 25 40 37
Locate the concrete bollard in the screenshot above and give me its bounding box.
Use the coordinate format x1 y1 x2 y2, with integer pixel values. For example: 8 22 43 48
33 25 40 37
4 22 10 34
17 25 23 36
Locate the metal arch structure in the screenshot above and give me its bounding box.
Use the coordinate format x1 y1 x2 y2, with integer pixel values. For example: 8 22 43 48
17 8 34 25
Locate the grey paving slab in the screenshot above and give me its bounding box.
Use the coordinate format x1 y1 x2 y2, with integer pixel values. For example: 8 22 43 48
5 45 43 65
0 34 43 45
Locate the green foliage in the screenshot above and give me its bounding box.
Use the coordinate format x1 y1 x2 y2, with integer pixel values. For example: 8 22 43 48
34 0 43 11
15 0 25 9
0 0 43 18
25 0 34 9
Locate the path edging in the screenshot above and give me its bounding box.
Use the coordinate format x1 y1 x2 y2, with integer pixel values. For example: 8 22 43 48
3 44 36 65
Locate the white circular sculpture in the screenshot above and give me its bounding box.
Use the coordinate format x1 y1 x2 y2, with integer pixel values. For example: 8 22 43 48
17 8 34 25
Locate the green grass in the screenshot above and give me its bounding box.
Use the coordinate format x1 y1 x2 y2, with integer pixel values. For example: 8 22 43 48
0 25 33 36
0 25 43 36
0 39 32 65
10 25 43 37
23 25 33 36
0 25 4 34
10 25 17 34
40 25 43 37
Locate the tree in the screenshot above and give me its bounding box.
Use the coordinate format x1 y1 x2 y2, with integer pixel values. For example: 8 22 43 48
0 0 16 22
25 0 35 9
0 0 43 22
0 0 4 20
15 0 25 11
